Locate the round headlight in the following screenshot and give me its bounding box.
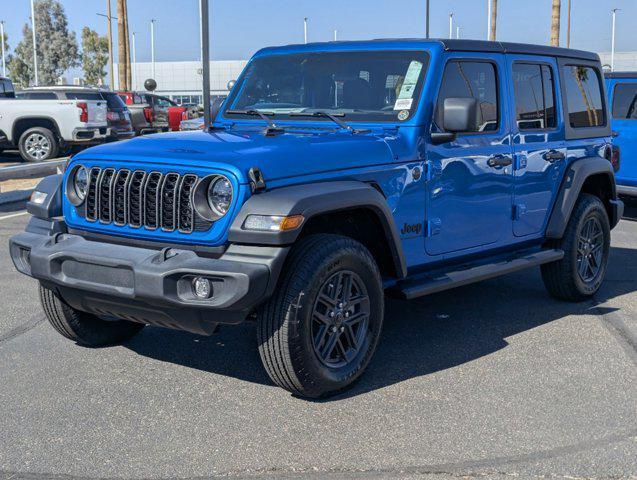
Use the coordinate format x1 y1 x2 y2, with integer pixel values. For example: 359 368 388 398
74 166 89 201
207 176 233 217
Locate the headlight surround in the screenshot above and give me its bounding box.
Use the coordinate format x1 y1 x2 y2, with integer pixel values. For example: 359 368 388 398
207 176 233 217
66 164 89 206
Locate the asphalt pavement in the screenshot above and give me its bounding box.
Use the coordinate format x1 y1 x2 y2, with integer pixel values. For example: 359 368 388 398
0 202 635 480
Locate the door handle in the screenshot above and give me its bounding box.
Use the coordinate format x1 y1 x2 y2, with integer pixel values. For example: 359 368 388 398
543 150 565 162
487 154 513 168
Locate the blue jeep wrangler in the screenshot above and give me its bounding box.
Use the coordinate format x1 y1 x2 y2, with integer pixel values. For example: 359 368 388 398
605 72 637 198
10 40 624 398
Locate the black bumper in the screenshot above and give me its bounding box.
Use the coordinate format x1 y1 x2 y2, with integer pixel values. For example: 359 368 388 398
10 230 288 335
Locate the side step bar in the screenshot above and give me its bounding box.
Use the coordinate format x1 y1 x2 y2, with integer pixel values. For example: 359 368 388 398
392 249 564 300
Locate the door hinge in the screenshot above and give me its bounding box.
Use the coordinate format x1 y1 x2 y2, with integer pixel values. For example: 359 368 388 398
426 218 442 237
513 203 527 220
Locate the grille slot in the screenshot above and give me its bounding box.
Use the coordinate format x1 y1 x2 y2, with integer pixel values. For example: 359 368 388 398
83 168 210 233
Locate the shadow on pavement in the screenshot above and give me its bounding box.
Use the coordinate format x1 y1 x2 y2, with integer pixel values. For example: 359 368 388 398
124 238 637 399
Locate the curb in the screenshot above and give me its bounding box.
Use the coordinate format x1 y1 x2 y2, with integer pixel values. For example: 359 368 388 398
0 189 33 206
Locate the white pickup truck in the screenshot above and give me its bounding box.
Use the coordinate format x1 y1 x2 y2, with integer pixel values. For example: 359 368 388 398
0 77 109 162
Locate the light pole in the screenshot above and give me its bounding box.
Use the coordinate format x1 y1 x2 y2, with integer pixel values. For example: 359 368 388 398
0 21 6 77
150 19 156 79
425 0 430 39
333 29 338 41
106 0 113 89
487 0 491 40
456 26 461 39
30 0 39 85
200 0 211 130
566 0 572 48
449 13 454 39
304 17 308 44
611 8 619 72
132 32 136 90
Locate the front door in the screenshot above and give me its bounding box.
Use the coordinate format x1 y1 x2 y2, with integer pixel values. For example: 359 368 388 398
426 54 514 256
507 55 567 237
609 80 637 188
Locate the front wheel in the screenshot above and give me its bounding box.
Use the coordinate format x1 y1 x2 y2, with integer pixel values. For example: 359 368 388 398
542 194 611 302
257 234 384 398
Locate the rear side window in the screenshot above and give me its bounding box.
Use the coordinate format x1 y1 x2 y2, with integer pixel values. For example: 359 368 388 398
64 91 103 101
612 83 637 120
19 91 58 99
562 66 605 128
512 63 557 130
436 61 499 133
0 79 15 98
102 92 126 109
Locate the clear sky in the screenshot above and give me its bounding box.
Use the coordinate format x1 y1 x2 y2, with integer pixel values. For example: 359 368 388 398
2 0 636 64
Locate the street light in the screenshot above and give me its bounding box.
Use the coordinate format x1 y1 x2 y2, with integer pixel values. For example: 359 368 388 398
304 17 308 44
611 8 619 72
425 0 430 39
333 29 338 41
487 0 491 40
449 13 454 39
0 21 6 77
150 19 156 79
132 32 137 90
456 26 461 39
30 0 39 85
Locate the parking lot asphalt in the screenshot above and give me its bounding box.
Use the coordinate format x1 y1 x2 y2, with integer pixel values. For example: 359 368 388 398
0 203 635 480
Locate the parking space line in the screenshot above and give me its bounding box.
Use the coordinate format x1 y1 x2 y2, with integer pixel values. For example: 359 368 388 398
0 211 28 222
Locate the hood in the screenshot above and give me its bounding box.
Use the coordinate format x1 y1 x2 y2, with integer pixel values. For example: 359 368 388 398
78 127 395 183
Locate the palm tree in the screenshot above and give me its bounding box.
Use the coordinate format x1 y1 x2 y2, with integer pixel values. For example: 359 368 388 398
551 0 561 47
489 0 498 41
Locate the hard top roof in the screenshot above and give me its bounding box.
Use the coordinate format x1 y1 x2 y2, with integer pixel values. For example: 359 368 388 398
604 71 637 79
258 38 599 62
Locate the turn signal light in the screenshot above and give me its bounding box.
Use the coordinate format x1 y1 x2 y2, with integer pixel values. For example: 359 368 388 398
243 215 304 232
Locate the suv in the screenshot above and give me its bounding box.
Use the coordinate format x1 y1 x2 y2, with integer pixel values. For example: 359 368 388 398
605 72 636 198
18 87 134 142
10 40 624 398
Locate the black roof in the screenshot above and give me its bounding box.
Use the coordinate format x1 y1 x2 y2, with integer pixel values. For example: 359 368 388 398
438 39 599 62
604 71 637 79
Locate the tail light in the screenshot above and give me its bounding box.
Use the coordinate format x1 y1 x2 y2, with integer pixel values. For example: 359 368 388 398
181 110 189 121
77 102 88 123
143 107 154 123
107 111 117 121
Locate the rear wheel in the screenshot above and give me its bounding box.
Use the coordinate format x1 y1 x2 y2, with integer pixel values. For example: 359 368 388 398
40 284 144 346
542 194 610 302
18 127 59 162
257 234 384 398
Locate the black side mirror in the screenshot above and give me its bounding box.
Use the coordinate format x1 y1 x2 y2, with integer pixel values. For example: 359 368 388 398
443 97 479 132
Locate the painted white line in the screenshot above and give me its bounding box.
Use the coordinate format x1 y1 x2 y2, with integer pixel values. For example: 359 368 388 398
0 211 28 221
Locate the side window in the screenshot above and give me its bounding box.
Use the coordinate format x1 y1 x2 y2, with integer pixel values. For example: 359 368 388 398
562 65 605 128
612 83 637 120
436 61 499 133
512 63 557 130
20 92 58 100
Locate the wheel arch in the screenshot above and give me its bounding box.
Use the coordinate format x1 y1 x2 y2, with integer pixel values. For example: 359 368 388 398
12 116 61 143
546 156 620 239
228 181 407 279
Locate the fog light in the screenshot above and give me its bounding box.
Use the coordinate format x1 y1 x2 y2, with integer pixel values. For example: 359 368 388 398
192 277 212 299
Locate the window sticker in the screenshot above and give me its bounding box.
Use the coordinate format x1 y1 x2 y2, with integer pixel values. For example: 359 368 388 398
394 60 423 110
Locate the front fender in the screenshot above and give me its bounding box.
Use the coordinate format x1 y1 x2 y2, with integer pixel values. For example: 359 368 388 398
229 181 407 278
546 156 619 239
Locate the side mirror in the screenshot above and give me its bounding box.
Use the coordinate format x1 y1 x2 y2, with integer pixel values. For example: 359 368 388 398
442 97 479 133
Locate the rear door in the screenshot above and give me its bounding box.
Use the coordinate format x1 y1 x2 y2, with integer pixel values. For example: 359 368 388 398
608 79 637 187
426 54 514 256
507 55 567 237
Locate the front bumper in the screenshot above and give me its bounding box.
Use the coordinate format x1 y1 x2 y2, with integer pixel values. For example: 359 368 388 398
10 230 288 335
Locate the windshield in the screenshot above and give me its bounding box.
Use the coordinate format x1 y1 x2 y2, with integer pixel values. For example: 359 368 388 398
224 50 429 123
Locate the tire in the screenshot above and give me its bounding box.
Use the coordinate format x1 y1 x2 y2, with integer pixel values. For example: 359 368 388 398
542 194 611 302
18 127 59 162
257 234 384 398
39 284 145 347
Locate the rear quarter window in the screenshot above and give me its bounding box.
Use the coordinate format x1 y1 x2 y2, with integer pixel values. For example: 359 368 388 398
562 65 606 128
612 83 637 120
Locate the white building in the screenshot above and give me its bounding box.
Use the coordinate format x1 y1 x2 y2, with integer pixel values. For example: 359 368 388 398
598 52 637 72
112 60 248 104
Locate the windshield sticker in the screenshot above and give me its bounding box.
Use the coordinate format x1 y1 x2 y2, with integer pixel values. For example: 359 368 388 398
394 98 413 111
397 110 410 121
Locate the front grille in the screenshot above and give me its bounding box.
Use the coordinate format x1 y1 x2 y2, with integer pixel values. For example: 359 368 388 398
84 168 210 233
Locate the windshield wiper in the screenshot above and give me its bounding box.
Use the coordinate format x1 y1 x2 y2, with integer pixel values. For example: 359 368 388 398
289 111 369 134
225 109 285 136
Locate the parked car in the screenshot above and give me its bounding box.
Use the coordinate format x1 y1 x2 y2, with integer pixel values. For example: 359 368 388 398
19 86 134 142
179 116 205 131
11 40 623 398
605 72 636 199
117 91 188 134
0 78 108 162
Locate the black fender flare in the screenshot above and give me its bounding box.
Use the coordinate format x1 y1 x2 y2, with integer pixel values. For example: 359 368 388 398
545 156 620 239
229 181 407 278
27 174 63 219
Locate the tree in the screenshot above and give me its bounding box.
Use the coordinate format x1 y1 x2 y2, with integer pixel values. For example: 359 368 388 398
81 27 109 86
8 0 79 87
1 26 12 76
550 0 561 47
